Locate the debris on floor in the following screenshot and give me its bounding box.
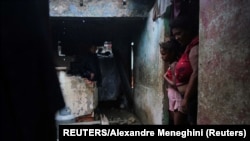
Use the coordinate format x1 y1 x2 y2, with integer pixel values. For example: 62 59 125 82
70 100 142 125
94 101 142 125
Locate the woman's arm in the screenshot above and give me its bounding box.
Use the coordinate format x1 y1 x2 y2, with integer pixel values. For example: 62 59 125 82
182 45 198 108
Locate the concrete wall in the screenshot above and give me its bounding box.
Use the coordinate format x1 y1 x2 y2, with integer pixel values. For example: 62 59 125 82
57 70 98 117
199 0 250 124
133 8 166 124
49 0 153 17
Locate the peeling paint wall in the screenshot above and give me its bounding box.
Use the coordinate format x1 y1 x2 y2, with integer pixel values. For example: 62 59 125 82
57 70 98 117
49 0 153 17
133 8 165 124
199 0 250 124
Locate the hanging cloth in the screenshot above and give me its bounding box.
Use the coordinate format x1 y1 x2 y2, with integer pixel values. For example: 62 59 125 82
153 0 172 21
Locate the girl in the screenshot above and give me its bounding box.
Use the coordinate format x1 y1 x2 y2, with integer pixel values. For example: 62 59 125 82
160 38 187 125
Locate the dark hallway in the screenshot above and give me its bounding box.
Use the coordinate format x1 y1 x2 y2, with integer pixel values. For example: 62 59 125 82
51 17 146 125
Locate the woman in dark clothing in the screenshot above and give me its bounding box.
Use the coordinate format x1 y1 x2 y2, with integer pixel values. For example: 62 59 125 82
79 45 102 87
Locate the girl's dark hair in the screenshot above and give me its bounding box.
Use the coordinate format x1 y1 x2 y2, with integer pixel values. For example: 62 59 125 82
159 38 182 62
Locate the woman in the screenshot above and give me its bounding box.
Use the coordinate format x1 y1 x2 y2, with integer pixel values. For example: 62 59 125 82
169 16 199 125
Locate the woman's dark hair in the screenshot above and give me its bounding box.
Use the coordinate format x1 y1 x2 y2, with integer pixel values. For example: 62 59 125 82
169 16 188 30
169 16 198 36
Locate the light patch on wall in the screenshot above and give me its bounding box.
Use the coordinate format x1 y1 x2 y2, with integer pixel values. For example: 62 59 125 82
69 4 78 14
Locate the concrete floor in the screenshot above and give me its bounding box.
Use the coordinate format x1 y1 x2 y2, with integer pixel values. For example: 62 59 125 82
94 101 142 125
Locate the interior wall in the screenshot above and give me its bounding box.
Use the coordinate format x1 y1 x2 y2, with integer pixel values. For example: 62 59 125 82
133 8 165 124
112 40 136 109
199 0 250 124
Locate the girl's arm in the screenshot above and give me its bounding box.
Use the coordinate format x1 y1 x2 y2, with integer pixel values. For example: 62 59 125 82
164 62 177 87
164 73 175 86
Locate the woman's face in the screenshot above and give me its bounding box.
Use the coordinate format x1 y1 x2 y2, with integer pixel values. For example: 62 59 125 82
172 28 190 46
